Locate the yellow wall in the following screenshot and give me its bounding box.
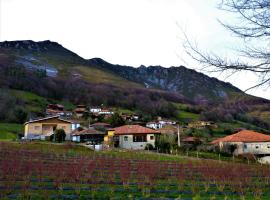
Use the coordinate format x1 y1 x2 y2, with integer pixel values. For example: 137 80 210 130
24 124 29 136
24 122 72 137
104 130 115 144
108 130 115 137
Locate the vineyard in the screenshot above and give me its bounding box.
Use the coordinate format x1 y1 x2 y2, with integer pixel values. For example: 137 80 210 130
1 142 270 199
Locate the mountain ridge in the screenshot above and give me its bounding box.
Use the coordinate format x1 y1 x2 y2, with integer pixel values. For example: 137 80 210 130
88 57 243 102
0 40 269 130
0 40 256 103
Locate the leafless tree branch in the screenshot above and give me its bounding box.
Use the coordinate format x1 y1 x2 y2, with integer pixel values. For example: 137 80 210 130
183 0 270 90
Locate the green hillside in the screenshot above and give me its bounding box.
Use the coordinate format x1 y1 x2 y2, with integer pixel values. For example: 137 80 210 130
74 66 143 88
0 123 23 140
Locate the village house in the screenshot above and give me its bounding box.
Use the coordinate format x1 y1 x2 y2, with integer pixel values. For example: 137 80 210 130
89 107 101 114
211 130 270 155
132 115 140 121
188 121 215 129
47 104 64 111
72 127 105 144
146 121 163 129
74 105 87 118
105 125 159 150
99 109 114 115
24 116 76 140
46 104 72 118
121 114 140 122
146 119 176 130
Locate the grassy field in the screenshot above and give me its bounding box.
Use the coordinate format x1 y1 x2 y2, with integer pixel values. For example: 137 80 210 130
0 141 268 199
74 66 143 88
177 110 200 122
173 103 201 122
10 89 48 113
0 123 22 140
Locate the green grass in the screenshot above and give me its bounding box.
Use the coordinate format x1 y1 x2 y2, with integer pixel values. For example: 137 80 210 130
177 110 200 122
10 89 47 103
74 66 143 88
9 89 76 113
173 103 201 122
10 89 48 113
113 107 135 115
210 121 270 139
0 123 22 140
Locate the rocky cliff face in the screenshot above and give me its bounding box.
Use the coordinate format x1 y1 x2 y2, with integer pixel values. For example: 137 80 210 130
88 58 242 102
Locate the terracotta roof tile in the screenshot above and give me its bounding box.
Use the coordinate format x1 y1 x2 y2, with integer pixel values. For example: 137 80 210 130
92 122 111 126
211 130 270 144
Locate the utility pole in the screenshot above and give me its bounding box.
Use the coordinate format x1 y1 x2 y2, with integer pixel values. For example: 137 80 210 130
177 124 180 147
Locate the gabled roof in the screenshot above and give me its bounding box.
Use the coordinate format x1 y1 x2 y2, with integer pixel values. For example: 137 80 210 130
114 125 159 135
74 108 86 112
211 130 270 144
72 128 105 136
24 116 72 125
91 122 111 126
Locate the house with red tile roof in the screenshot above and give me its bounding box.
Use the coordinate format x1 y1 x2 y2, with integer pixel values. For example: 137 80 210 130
211 130 270 155
74 105 87 118
107 125 159 150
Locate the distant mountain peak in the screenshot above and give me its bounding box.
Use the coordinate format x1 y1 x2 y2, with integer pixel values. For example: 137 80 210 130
0 40 63 52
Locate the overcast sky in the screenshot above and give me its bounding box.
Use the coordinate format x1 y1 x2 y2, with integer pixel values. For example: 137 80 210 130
0 0 269 99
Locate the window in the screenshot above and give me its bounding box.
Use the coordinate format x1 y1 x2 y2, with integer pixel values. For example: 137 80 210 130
256 145 259 149
244 144 247 149
267 144 270 148
124 136 128 141
150 136 154 140
133 135 147 142
34 126 40 130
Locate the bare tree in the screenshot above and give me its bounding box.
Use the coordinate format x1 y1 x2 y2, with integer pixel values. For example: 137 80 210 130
183 0 270 90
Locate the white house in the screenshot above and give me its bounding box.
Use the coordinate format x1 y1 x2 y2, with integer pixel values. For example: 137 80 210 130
146 120 176 130
146 122 163 129
99 109 114 115
211 130 270 155
112 125 160 150
90 107 101 114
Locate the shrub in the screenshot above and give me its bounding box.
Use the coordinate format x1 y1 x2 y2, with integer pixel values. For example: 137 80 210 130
51 129 66 143
145 143 154 150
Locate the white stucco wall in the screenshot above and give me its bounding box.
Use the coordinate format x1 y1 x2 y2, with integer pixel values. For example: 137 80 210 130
119 134 156 150
243 142 270 154
220 142 270 155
